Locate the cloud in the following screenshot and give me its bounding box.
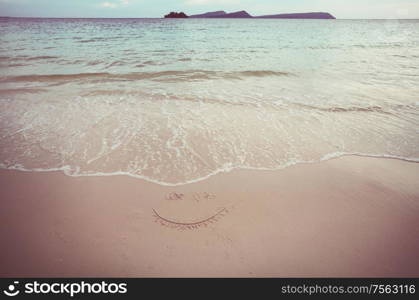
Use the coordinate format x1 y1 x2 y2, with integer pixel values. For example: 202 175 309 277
184 0 240 6
100 2 117 8
100 0 132 9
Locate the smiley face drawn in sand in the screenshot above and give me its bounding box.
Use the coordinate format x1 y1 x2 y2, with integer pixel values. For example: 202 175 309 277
152 207 228 230
154 192 229 230
165 192 215 202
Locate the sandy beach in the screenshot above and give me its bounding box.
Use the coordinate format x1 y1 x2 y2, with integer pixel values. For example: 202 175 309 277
1 155 418 277
1 10 419 285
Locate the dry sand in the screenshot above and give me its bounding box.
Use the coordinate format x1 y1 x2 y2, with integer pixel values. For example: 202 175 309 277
0 155 418 277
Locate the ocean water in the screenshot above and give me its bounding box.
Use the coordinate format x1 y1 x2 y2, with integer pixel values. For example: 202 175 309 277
0 18 418 185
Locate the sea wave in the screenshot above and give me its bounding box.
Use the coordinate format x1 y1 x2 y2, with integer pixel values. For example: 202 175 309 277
0 70 294 84
293 103 392 114
0 91 417 186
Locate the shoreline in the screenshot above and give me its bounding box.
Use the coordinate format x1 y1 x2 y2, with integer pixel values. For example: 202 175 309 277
1 155 418 277
1 152 418 187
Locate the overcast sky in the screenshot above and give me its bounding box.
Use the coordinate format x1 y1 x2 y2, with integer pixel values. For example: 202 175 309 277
1 0 419 19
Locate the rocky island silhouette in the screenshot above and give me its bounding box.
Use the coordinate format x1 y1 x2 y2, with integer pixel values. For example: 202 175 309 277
164 10 336 19
164 12 188 18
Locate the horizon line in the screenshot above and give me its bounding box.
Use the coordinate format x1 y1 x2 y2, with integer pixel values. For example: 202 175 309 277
1 16 419 20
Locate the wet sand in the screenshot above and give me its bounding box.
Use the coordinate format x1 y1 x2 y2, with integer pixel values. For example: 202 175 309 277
0 155 418 277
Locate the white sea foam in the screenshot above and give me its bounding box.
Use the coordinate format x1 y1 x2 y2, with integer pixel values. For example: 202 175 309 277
1 152 418 186
0 89 418 185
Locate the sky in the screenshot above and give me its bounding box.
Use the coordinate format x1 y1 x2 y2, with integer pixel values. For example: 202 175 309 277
1 0 419 19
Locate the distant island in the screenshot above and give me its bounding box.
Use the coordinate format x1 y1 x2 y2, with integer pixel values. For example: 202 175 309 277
196 10 252 18
255 12 335 19
165 10 336 19
164 12 188 18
